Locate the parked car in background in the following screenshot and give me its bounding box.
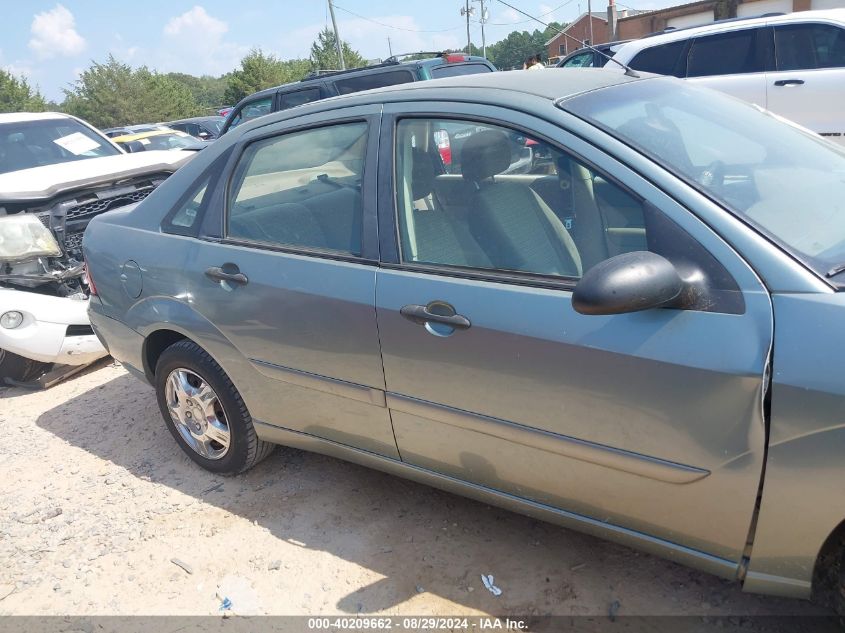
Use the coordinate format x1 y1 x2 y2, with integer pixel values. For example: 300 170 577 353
221 53 497 134
112 130 208 153
102 124 172 138
0 112 189 382
87 70 845 614
217 107 233 118
556 41 631 68
611 9 845 143
165 116 225 141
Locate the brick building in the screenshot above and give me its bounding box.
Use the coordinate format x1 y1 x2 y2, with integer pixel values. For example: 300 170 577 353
549 0 844 61
546 12 610 61
617 0 843 39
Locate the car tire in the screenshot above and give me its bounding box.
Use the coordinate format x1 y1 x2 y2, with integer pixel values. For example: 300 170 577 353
0 348 47 384
813 533 845 617
154 339 274 474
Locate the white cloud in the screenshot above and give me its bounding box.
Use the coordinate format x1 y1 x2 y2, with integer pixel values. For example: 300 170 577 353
28 4 86 60
495 8 523 24
164 5 227 39
159 6 246 76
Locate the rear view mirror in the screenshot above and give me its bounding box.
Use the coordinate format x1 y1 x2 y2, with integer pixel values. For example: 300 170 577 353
572 251 686 315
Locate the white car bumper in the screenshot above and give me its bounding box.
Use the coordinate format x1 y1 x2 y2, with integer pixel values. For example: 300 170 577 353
0 288 107 365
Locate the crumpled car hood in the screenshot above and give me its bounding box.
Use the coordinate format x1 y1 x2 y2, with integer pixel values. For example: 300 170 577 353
0 150 192 204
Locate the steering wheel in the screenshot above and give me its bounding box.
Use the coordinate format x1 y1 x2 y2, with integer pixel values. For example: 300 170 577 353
698 160 726 189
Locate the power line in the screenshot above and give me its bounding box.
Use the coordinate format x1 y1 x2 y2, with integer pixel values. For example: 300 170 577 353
487 0 577 25
332 3 462 33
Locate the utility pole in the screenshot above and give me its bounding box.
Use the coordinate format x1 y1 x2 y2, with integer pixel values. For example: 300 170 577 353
478 0 488 58
465 0 471 53
587 0 594 45
327 0 346 70
387 36 393 57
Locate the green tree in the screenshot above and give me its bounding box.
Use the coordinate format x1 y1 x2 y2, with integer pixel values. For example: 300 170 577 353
310 27 366 70
166 72 229 111
0 70 48 113
487 22 565 69
224 49 310 105
62 56 202 127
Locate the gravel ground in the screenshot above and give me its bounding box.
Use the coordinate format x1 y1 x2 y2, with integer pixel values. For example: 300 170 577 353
0 362 832 620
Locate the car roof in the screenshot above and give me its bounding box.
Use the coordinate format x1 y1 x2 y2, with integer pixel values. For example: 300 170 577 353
616 8 845 56
237 55 496 102
235 68 644 136
0 111 70 124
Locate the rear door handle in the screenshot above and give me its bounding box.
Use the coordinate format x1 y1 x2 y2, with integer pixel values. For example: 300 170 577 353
400 303 471 330
205 265 248 285
774 79 805 87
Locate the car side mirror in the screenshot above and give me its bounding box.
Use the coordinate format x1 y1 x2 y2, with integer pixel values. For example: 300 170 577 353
572 251 687 315
121 140 146 153
198 131 210 140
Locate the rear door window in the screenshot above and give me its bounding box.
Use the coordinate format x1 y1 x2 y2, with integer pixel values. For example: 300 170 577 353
333 70 415 95
430 63 493 78
687 28 764 77
629 40 687 77
227 122 368 256
775 23 845 70
278 87 322 110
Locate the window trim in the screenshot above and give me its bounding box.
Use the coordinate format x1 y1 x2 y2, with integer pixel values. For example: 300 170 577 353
224 94 275 133
221 116 375 263
331 68 416 95
386 112 647 287
428 62 494 78
630 39 691 78
773 21 845 72
161 147 233 237
277 86 323 111
685 26 769 78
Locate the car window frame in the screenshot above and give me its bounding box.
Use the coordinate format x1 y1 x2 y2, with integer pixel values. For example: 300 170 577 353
161 146 234 238
773 20 845 71
686 26 771 78
561 51 597 68
331 68 416 96
209 106 382 264
224 94 275 133
630 38 692 77
428 62 495 78
378 107 649 291
376 101 746 312
277 86 324 111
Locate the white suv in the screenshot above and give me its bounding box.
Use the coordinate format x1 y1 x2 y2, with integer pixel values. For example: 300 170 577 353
611 9 845 144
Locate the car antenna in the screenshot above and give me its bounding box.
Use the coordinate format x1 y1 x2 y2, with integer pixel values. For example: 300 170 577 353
495 0 640 77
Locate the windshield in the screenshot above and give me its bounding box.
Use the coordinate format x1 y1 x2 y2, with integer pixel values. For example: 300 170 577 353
563 78 845 278
0 117 120 175
139 133 198 151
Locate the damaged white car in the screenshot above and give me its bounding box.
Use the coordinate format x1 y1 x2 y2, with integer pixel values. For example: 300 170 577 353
0 112 190 385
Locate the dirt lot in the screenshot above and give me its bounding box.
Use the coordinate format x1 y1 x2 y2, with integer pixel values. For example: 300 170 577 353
0 362 831 619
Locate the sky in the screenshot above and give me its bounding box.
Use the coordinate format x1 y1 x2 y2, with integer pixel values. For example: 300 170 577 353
1 0 684 102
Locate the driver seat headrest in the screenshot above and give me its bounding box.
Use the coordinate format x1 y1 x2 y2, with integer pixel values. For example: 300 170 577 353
461 130 512 184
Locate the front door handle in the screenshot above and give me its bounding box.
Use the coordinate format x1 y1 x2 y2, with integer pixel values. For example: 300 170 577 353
774 79 805 87
205 265 248 285
400 302 471 330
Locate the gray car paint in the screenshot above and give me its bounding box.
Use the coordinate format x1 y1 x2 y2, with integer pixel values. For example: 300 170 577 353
85 69 845 600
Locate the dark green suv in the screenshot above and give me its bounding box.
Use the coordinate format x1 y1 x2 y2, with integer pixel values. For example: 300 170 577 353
221 53 497 134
